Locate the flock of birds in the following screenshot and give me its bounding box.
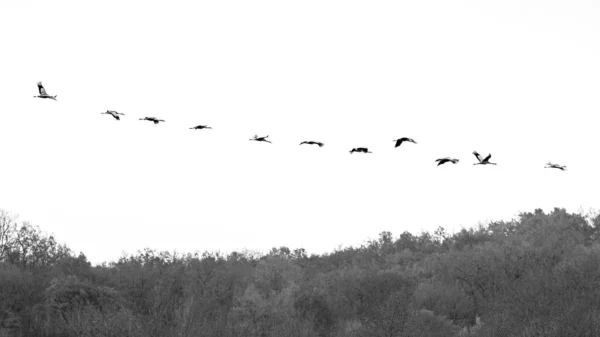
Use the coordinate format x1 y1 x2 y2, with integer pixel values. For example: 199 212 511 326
33 81 567 171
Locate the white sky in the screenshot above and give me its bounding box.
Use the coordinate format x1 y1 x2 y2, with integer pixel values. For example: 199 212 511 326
1 0 599 265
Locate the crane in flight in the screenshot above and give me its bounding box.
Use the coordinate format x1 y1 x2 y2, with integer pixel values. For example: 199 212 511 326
250 135 272 143
139 117 165 124
101 110 125 120
473 151 497 165
545 162 566 171
300 141 324 147
435 157 459 166
34 82 57 100
190 125 212 130
350 147 372 154
393 137 417 148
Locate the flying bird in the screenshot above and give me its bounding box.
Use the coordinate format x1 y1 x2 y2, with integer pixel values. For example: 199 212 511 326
300 141 324 147
473 151 497 165
34 82 57 100
139 117 165 124
101 110 125 120
436 157 459 166
350 147 372 154
545 162 566 171
250 135 272 143
190 125 212 130
393 137 417 148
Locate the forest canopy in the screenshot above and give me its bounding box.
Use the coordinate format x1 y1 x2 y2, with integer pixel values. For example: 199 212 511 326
1 207 599 337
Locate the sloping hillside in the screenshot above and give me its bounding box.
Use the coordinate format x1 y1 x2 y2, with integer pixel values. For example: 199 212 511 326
1 207 599 336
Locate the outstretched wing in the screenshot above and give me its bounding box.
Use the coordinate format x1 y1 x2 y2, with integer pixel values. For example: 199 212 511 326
473 152 483 163
37 82 47 95
483 153 492 162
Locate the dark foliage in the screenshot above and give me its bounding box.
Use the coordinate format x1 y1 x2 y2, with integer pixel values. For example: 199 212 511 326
1 207 599 336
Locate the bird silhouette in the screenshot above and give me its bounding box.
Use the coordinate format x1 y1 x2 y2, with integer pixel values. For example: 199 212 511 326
545 162 566 171
473 151 497 165
435 157 459 166
350 147 372 154
139 117 165 124
34 81 57 100
393 137 417 148
101 110 125 120
300 141 324 147
250 135 272 143
190 125 212 130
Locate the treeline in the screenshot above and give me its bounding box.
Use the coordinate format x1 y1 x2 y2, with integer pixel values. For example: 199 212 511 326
1 207 600 337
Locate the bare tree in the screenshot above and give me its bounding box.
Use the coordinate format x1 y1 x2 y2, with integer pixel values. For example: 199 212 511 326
0 209 18 261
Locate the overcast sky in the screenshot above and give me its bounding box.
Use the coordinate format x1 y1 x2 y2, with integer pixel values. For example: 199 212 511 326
0 0 598 265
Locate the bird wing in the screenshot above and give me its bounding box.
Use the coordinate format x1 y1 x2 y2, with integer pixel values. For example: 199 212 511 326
37 82 47 95
473 152 483 162
394 139 403 147
483 153 492 162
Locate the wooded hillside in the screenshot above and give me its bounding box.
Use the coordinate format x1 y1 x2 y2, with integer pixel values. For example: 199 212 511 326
1 207 599 336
